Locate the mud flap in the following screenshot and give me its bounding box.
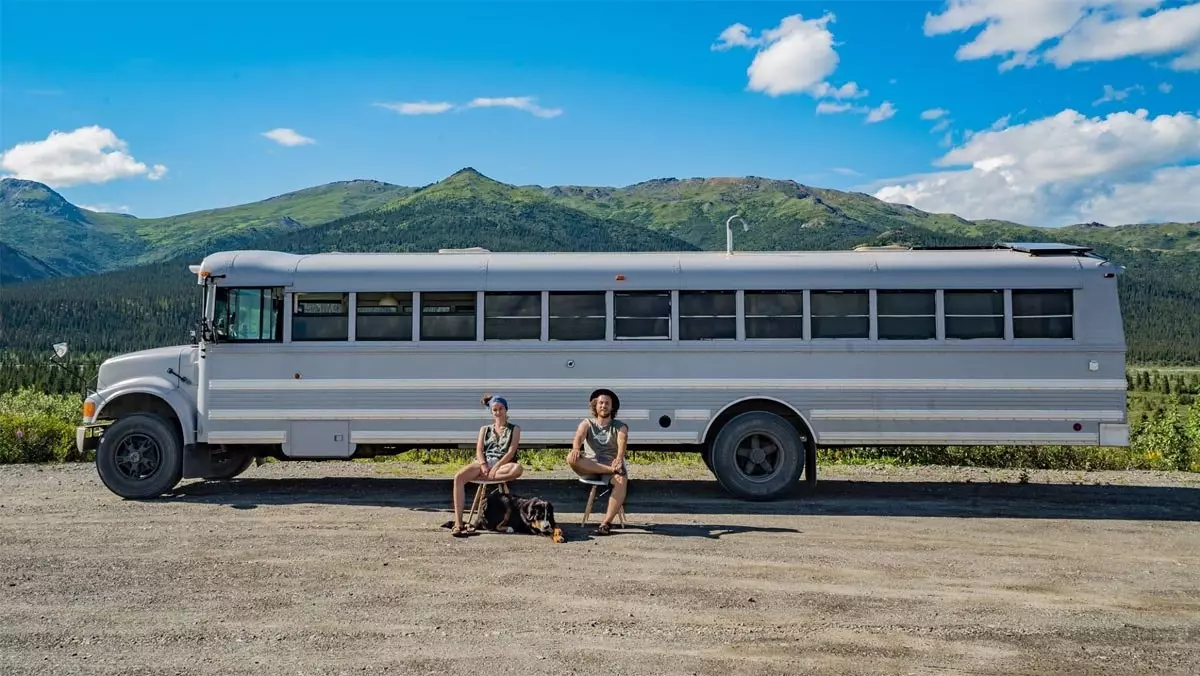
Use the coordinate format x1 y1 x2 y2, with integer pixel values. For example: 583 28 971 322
181 444 215 479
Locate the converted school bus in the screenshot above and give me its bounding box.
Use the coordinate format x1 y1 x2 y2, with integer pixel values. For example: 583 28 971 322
79 243 1129 501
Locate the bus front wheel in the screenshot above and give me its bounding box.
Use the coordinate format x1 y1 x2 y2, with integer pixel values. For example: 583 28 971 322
95 413 183 499
709 411 804 501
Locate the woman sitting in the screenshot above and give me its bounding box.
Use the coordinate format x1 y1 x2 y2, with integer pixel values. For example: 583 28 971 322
449 394 523 537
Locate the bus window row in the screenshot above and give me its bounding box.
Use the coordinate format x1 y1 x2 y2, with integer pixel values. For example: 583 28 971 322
212 287 1074 343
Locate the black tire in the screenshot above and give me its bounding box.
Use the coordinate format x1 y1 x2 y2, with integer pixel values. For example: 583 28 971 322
710 411 805 500
204 447 255 480
701 447 715 474
95 413 183 499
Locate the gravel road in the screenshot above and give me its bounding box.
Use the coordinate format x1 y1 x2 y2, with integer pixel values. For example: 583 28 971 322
1 461 1198 675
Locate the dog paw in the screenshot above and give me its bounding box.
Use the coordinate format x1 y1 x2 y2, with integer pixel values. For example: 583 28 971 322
552 528 566 543
505 527 514 534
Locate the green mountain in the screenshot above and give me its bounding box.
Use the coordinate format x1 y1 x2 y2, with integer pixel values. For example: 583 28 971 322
0 177 413 284
0 242 61 284
2 168 1199 367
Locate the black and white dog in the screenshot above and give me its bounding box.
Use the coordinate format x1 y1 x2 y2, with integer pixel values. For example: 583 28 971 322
444 492 566 542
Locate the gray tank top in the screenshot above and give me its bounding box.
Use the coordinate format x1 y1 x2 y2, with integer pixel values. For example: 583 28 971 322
584 418 624 459
482 423 515 463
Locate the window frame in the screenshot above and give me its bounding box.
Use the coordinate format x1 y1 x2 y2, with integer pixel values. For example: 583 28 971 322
876 289 937 341
483 291 543 341
419 291 479 342
678 290 737 341
810 290 870 340
613 290 672 341
212 286 284 344
1012 288 1076 340
355 292 415 342
291 291 350 342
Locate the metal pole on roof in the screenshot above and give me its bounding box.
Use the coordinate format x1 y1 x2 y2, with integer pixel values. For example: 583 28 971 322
726 214 748 255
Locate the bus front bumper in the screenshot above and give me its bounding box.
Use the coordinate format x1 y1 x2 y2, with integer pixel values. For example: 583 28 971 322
76 424 105 455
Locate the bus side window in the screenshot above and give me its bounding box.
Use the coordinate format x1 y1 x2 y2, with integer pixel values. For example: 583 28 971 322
213 287 283 342
1013 289 1073 339
744 291 804 339
293 292 349 341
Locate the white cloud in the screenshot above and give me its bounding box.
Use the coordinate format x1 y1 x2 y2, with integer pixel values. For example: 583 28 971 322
712 23 757 50
374 101 454 115
923 1 1200 72
79 203 132 214
815 100 896 124
0 125 167 188
931 118 953 133
262 128 315 147
1093 84 1144 106
713 13 864 99
921 108 949 120
1159 82 1174 94
466 97 563 118
816 101 857 115
872 108 1200 225
832 167 862 176
865 101 896 123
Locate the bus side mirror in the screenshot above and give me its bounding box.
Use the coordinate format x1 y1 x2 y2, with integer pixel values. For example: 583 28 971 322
52 342 69 361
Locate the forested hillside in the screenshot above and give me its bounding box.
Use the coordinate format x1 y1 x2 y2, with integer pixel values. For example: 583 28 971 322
0 177 412 283
3 168 1198 368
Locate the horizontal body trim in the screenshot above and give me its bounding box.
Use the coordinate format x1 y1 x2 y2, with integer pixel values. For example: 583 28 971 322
209 378 1128 392
349 431 697 444
203 342 1127 355
208 408 653 421
809 409 1126 422
207 431 288 444
818 432 1099 445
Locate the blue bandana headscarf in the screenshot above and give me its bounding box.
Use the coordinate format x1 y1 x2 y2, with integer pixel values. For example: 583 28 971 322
488 396 508 409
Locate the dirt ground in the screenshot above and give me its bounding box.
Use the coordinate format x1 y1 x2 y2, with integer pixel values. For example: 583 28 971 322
1 461 1198 676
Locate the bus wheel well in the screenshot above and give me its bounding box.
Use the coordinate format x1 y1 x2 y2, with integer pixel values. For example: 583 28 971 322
704 399 813 450
99 394 183 443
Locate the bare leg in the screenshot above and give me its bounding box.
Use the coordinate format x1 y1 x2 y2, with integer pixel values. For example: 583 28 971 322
601 473 627 526
490 462 523 481
568 455 617 476
452 462 486 529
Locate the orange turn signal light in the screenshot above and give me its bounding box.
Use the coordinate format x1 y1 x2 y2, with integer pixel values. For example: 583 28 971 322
82 400 96 420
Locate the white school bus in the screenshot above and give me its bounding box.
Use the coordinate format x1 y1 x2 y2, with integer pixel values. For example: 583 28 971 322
78 243 1129 501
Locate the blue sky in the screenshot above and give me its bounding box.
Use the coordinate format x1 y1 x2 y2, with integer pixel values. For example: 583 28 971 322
2 1 1198 225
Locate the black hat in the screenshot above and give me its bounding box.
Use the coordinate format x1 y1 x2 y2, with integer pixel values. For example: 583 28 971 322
589 388 620 414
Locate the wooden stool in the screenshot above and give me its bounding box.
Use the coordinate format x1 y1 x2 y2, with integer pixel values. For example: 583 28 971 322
467 479 510 526
579 475 627 527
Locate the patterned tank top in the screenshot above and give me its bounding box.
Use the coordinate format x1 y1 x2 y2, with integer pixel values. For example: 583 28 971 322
583 418 625 463
482 422 515 464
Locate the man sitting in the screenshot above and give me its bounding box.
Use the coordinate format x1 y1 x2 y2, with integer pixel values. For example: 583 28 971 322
566 388 628 536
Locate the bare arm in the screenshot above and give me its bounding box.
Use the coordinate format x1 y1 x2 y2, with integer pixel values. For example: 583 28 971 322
614 423 629 467
567 420 588 464
475 426 487 467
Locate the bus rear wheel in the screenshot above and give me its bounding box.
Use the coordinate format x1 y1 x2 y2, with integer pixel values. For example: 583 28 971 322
710 411 804 501
95 413 183 499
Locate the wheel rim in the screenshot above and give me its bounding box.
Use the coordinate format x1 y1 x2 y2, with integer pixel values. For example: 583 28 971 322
733 432 784 483
114 433 162 481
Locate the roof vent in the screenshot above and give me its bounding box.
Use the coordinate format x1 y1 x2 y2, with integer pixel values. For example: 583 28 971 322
853 244 910 251
437 247 492 254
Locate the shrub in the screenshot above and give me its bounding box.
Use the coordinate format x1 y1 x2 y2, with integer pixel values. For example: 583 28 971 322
0 412 75 463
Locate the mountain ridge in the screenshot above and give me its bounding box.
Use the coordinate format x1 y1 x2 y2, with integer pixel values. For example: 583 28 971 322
3 170 1198 287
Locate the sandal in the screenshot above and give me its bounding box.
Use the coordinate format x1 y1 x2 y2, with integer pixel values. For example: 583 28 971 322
594 522 612 536
450 523 474 538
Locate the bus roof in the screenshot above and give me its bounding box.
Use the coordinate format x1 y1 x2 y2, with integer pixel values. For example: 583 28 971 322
193 245 1117 292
